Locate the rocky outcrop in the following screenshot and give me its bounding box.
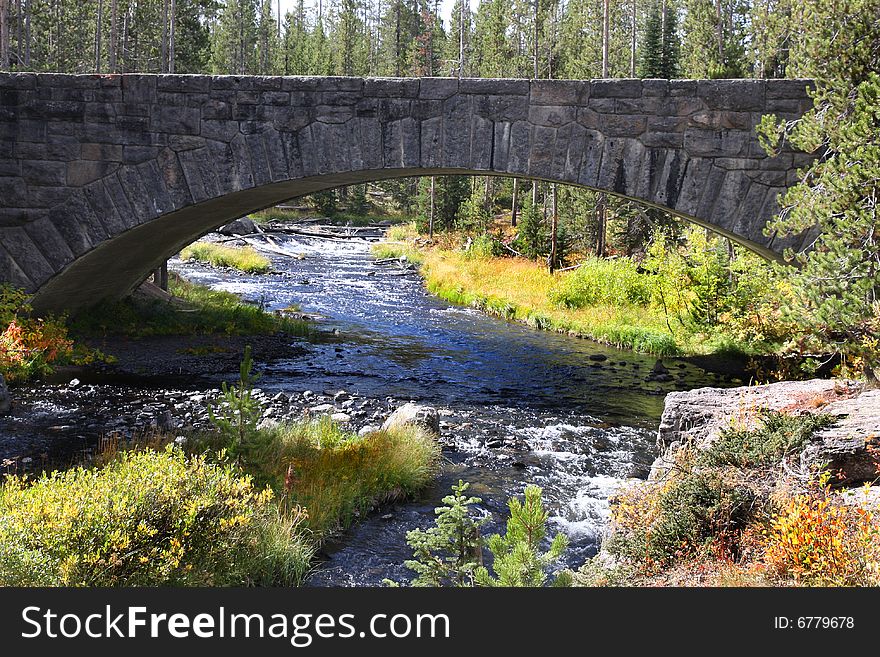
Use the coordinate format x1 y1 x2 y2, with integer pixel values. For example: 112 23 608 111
0 374 10 415
381 403 440 436
651 379 880 485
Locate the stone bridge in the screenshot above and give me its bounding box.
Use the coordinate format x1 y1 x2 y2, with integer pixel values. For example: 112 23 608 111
0 74 815 312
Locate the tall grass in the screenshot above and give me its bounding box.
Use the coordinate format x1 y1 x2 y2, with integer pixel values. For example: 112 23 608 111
180 242 271 274
198 416 441 538
421 249 684 356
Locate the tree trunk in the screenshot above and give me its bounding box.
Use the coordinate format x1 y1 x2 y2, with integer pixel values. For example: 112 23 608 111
95 0 103 73
458 0 464 77
109 0 117 72
15 0 20 67
161 0 168 73
121 1 128 73
533 0 539 79
549 184 558 272
168 0 175 73
428 176 435 239
630 0 636 77
511 178 519 227
602 0 609 77
0 0 10 70
23 0 28 66
596 193 607 257
483 176 491 214
716 0 723 62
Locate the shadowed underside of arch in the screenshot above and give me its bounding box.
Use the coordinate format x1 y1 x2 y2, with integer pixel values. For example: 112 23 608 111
0 74 815 313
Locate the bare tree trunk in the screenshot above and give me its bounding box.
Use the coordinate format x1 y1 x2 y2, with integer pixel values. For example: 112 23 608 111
716 0 723 62
109 0 117 72
15 0 20 66
596 193 607 257
630 0 636 77
511 178 519 227
161 0 168 73
23 0 28 66
168 0 175 72
277 0 281 39
121 1 129 73
428 176 435 239
0 0 10 70
95 0 103 72
602 0 609 77
533 0 539 78
549 184 558 272
458 0 464 76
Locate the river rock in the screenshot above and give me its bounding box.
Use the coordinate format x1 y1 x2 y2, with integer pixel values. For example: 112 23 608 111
650 378 879 485
217 217 256 236
358 425 380 437
381 403 441 436
331 412 352 423
0 374 10 415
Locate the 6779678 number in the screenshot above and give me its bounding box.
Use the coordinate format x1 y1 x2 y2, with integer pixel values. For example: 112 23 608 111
774 617 854 629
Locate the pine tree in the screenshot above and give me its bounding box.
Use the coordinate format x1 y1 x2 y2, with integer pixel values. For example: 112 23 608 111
757 1 880 376
638 4 662 77
211 0 259 74
388 480 486 587
474 485 571 587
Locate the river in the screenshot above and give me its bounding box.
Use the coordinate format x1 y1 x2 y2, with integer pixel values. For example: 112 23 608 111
176 233 739 586
0 230 740 586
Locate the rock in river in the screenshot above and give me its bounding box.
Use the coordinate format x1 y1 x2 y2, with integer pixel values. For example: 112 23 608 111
217 217 256 236
0 374 10 415
381 403 441 436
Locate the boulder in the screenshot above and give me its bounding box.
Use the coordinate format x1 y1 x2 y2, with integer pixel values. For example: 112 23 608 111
0 374 10 415
216 217 256 236
381 403 440 436
650 378 879 485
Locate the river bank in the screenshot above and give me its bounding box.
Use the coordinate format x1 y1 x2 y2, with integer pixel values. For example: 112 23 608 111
373 224 802 377
577 378 880 587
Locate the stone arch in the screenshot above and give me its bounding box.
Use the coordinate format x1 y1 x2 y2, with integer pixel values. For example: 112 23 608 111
0 74 815 312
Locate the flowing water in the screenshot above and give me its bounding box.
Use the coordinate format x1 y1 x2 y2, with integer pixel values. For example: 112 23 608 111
170 233 737 586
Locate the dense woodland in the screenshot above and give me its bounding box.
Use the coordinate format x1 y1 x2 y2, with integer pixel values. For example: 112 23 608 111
0 0 841 80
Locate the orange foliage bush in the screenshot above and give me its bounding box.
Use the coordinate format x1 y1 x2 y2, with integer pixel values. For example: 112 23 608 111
763 487 880 586
0 285 73 382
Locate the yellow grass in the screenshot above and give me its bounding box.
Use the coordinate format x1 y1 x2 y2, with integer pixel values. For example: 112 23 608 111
420 249 682 356
181 242 272 274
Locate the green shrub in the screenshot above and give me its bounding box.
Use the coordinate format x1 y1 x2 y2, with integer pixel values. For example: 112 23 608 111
607 467 758 570
0 446 313 586
387 480 487 587
550 258 652 309
699 410 835 468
